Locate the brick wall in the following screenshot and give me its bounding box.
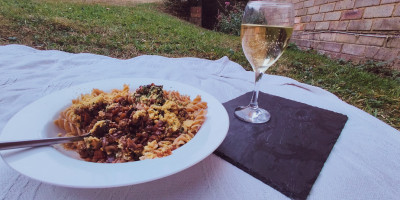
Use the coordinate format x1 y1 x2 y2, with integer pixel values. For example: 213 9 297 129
291 0 400 69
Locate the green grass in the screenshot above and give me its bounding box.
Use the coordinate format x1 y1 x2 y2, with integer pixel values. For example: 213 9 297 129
0 0 244 60
272 48 400 129
1 0 399 129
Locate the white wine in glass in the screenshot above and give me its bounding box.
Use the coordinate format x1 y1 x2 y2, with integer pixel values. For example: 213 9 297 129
234 1 294 123
241 24 293 73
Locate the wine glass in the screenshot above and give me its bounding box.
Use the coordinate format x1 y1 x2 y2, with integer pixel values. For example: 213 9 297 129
234 1 294 123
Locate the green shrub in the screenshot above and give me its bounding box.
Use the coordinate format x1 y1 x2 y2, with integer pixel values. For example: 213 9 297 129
214 2 245 35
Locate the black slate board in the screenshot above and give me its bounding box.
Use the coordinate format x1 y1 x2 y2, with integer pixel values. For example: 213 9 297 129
214 92 348 200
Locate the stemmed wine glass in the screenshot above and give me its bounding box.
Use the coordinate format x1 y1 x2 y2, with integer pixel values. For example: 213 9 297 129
234 1 294 123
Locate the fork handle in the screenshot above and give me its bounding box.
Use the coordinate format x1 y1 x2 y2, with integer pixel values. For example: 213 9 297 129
0 135 86 150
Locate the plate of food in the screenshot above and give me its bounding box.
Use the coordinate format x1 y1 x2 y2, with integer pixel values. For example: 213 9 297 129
0 78 229 188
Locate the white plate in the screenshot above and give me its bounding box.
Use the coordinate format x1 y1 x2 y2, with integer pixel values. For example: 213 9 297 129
0 78 229 188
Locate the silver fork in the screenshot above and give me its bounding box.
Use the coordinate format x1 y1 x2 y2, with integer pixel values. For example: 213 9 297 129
0 133 90 150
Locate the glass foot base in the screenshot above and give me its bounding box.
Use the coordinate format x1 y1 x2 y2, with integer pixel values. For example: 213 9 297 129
234 106 271 123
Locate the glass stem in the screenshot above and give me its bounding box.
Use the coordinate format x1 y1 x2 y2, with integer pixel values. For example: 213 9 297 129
249 70 263 109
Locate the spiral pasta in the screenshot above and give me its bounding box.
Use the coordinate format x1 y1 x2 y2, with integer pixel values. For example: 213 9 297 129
186 96 208 112
54 118 84 136
54 83 208 163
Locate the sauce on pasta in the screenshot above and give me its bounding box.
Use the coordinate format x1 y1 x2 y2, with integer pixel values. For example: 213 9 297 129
54 84 207 163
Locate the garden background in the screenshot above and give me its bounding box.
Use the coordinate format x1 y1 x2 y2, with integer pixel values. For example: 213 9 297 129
0 0 399 129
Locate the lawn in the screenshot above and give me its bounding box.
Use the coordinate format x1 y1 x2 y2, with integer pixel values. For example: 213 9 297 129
1 0 399 129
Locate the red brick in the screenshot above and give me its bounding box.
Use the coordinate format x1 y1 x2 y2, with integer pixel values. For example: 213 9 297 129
295 17 301 23
364 4 395 18
320 3 336 12
304 0 315 8
310 41 320 49
319 41 343 52
301 40 311 47
348 19 373 30
309 34 319 40
296 8 307 16
357 36 386 46
374 48 400 60
311 13 325 21
299 33 312 40
372 18 400 30
329 21 349 30
319 32 337 41
324 11 342 20
354 0 380 8
296 39 313 48
341 9 363 20
381 0 400 4
294 23 306 30
315 21 330 29
291 34 300 40
336 33 357 43
335 0 355 10
387 37 400 48
364 46 380 58
295 2 304 9
301 15 312 23
310 33 321 40
315 0 329 5
394 4 400 16
308 6 320 14
342 44 366 56
305 22 316 30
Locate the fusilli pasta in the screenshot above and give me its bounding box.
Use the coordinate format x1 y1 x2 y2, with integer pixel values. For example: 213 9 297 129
54 83 207 163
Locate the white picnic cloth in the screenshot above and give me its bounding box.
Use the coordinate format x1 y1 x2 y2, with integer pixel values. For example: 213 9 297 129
0 44 399 200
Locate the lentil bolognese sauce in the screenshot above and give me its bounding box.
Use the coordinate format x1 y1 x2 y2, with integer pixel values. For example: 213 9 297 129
54 83 207 163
